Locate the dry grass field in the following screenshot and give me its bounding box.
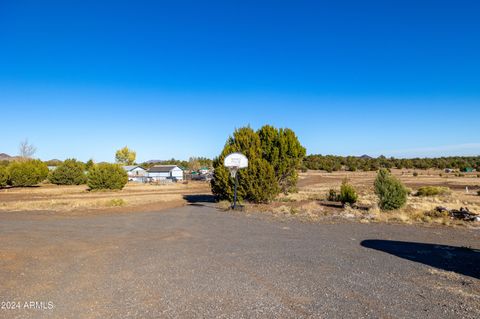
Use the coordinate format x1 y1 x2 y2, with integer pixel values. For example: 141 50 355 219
2 170 480 227
0 181 211 214
246 169 480 227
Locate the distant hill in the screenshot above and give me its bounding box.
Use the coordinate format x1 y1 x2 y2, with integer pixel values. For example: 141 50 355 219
359 154 373 159
0 153 13 161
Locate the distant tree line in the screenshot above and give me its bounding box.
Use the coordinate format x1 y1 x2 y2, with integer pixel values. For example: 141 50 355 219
302 155 480 172
140 157 213 171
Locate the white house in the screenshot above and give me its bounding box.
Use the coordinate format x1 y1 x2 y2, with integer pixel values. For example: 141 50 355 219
123 165 148 182
147 165 184 181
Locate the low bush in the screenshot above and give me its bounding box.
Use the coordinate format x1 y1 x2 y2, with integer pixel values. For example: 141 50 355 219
0 166 8 187
374 169 408 211
7 160 49 187
416 186 451 197
327 188 340 202
340 179 358 205
413 172 418 177
477 190 480 196
87 163 128 190
49 159 87 185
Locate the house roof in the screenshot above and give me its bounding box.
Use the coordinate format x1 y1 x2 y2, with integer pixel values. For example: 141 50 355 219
147 165 181 173
122 165 145 172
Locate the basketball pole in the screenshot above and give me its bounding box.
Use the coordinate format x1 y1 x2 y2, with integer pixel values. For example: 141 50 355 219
233 172 238 209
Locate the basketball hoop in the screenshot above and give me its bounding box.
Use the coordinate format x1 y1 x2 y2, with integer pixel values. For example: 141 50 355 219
224 153 248 209
229 166 239 178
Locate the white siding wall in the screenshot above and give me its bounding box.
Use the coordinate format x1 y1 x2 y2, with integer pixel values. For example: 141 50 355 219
148 172 170 181
130 167 147 176
147 167 183 181
171 167 183 180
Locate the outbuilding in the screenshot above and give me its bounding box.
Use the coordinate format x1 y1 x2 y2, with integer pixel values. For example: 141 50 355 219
123 165 148 183
147 165 184 181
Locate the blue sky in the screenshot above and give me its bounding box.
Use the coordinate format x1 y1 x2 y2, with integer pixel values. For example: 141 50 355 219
1 1 479 162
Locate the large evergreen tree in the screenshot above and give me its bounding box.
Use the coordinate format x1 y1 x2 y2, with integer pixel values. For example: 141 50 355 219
211 125 304 203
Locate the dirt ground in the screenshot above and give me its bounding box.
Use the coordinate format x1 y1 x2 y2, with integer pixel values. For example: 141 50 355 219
0 181 211 214
0 203 479 318
1 170 480 227
250 169 480 227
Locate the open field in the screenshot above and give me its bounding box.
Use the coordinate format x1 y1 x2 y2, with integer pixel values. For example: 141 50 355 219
1 169 479 227
0 182 211 214
248 169 480 227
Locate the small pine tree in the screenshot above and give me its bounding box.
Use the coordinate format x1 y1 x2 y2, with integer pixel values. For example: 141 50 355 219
49 159 87 185
7 160 49 187
374 169 408 210
340 179 358 206
87 163 128 190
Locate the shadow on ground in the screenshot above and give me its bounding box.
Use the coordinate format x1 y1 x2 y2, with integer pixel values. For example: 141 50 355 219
361 240 480 279
183 194 217 207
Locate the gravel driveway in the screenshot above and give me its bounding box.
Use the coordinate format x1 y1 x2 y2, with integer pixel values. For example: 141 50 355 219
1 203 479 318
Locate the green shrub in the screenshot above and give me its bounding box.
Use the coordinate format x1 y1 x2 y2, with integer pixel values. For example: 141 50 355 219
416 186 451 197
327 188 340 202
413 172 418 177
374 169 408 211
477 190 480 196
237 158 279 203
0 166 8 187
340 179 358 205
87 163 128 190
49 159 87 185
6 160 49 187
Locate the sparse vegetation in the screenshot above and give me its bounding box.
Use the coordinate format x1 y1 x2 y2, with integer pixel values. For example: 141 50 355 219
49 159 87 185
340 179 358 205
374 169 408 211
6 160 49 187
413 172 418 177
87 163 128 190
416 186 451 197
106 198 126 207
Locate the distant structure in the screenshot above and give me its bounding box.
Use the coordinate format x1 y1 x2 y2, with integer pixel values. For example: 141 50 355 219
147 165 183 182
122 165 148 183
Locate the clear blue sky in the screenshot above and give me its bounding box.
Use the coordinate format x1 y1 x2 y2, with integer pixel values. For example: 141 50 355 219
1 1 479 162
